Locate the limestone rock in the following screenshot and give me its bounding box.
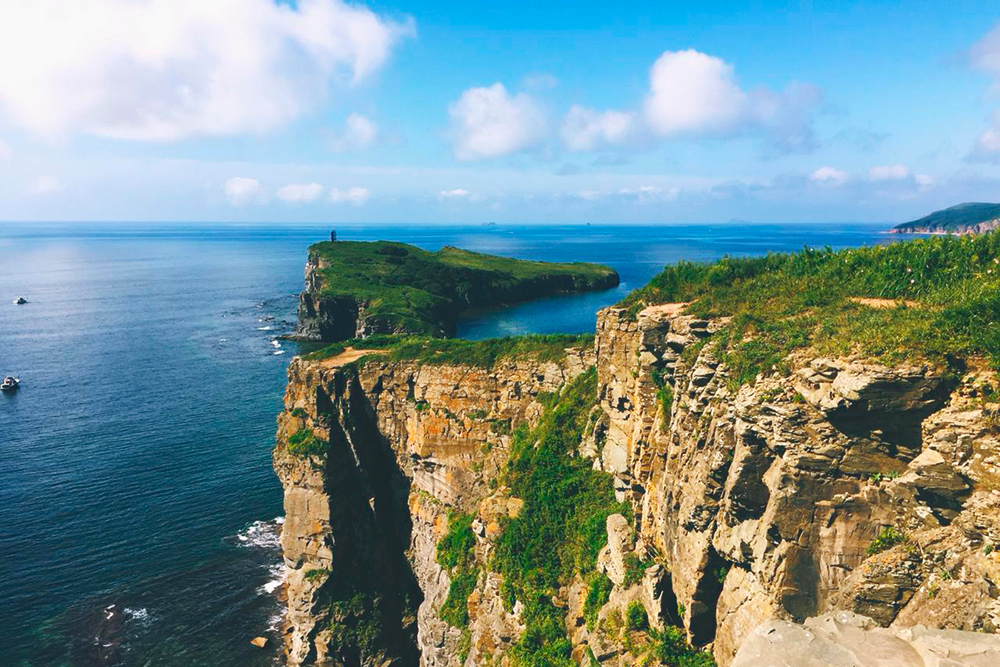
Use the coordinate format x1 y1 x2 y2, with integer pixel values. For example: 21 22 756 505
732 611 1000 667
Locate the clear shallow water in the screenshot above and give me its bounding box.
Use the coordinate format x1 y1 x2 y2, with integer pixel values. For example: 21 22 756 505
0 222 893 666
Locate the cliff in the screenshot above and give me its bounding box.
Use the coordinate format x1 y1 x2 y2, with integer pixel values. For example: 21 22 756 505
295 241 620 342
274 233 1000 666
892 202 1000 235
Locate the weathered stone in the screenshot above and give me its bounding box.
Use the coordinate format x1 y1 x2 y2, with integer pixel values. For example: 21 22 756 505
732 611 1000 667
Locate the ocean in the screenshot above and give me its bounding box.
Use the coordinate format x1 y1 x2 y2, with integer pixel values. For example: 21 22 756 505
0 222 895 666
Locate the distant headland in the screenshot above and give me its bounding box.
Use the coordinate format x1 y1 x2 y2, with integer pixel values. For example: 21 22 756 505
892 202 1000 235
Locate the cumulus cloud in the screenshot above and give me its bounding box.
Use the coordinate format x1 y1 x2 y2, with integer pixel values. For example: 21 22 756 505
0 0 413 141
277 182 324 203
810 166 848 186
643 50 821 153
439 189 472 199
224 177 264 206
327 113 379 152
561 105 639 151
868 164 912 181
447 83 547 161
329 186 370 205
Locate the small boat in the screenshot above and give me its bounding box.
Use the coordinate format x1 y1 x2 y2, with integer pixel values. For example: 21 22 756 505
13 297 27 305
1 376 19 393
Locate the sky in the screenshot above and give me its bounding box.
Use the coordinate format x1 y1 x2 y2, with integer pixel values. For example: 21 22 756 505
2 0 1000 224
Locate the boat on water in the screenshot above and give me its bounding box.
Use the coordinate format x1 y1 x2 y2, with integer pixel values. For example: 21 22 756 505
13 296 27 304
1 376 19 393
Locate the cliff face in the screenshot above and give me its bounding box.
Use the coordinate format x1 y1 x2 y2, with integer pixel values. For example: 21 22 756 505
275 305 1000 666
275 346 594 666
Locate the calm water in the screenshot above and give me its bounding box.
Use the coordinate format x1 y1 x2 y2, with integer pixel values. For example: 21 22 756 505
0 222 894 666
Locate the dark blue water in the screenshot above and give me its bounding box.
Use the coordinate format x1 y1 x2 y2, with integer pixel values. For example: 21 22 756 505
0 223 894 666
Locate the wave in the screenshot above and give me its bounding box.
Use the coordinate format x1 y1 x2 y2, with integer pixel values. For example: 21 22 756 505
235 517 283 550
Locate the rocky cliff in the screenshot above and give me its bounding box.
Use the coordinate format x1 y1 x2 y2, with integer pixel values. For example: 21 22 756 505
274 304 1000 666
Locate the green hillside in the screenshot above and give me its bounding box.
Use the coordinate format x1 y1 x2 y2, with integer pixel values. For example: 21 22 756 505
309 241 619 337
619 231 1000 385
893 202 1000 234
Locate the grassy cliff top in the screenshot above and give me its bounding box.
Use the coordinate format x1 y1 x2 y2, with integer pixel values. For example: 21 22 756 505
618 231 1000 384
310 241 618 336
894 202 1000 234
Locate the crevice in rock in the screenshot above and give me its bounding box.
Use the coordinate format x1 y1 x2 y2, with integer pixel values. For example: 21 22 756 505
689 547 727 646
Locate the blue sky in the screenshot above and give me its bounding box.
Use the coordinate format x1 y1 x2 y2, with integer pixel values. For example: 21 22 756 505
2 0 1000 223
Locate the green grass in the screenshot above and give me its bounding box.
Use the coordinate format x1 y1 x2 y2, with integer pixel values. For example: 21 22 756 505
645 626 717 667
490 368 632 667
626 601 649 631
303 332 593 370
618 232 1000 385
309 241 618 337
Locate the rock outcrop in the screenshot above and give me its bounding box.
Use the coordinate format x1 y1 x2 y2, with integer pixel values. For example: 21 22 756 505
275 303 1000 666
732 611 1000 667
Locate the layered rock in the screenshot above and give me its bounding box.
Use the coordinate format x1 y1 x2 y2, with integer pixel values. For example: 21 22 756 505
274 346 593 666
275 303 1000 666
593 305 1000 665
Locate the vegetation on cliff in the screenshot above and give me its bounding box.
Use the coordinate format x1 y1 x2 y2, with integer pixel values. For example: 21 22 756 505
619 231 1000 385
492 368 628 666
893 202 1000 234
305 333 593 368
307 240 618 338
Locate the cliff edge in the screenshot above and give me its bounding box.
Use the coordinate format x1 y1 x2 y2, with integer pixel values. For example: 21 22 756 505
274 232 1000 666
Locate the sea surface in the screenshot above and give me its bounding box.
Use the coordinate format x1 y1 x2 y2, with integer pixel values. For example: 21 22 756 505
0 222 895 666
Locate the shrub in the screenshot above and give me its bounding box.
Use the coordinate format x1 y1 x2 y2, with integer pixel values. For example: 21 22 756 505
436 512 478 629
583 572 613 631
304 568 330 582
646 626 717 667
626 601 648 631
867 526 910 555
291 407 308 418
287 428 328 457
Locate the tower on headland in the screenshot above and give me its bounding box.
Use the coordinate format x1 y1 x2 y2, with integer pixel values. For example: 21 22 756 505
330 228 337 242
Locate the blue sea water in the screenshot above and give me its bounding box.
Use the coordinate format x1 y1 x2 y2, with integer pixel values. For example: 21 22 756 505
0 222 894 667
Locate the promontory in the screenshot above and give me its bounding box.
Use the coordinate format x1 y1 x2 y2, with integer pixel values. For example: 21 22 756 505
294 240 620 341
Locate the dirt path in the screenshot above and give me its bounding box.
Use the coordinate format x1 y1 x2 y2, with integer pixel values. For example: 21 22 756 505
849 297 921 309
317 347 381 368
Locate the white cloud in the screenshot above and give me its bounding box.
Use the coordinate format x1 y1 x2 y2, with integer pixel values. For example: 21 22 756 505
329 186 370 205
439 188 472 199
447 83 547 161
810 166 848 186
224 177 264 206
915 174 935 187
868 164 912 181
31 175 63 195
328 113 379 152
277 182 324 203
0 138 12 161
645 50 748 136
643 50 821 153
561 105 639 151
618 185 677 203
0 0 413 141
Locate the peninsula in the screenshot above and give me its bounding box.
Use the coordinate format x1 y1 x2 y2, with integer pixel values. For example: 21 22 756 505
294 240 620 341
892 202 1000 235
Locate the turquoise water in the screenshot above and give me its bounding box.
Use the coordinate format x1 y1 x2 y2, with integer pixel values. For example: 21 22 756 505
0 223 893 666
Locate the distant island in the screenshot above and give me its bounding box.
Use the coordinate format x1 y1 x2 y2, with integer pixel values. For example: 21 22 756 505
294 240 619 341
892 202 1000 235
